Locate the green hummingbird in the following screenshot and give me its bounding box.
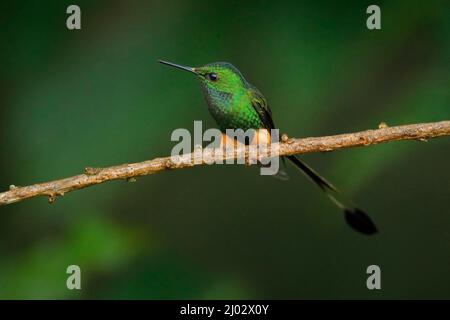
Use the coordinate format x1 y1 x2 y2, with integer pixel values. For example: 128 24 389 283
159 60 378 235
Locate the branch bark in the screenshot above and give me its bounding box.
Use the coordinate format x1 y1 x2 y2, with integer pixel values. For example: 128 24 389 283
1 121 449 206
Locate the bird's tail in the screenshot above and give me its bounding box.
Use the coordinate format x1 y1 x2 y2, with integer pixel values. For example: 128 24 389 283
286 155 378 235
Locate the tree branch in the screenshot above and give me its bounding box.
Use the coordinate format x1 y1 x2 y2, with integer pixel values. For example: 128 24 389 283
1 121 449 206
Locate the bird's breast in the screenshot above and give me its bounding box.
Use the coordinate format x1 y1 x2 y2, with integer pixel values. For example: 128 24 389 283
201 85 261 131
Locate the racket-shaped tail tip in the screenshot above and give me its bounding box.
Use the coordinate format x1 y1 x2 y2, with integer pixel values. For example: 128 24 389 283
344 208 378 235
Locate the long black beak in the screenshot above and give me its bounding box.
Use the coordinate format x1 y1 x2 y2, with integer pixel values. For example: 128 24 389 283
158 60 197 74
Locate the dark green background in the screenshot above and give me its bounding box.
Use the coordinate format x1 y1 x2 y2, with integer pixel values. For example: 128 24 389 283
0 0 449 299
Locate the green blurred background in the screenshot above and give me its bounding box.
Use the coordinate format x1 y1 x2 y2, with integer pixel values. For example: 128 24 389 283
0 0 449 299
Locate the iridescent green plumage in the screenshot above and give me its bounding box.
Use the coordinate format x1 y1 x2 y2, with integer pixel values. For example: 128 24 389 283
158 61 271 132
195 62 270 132
159 60 378 235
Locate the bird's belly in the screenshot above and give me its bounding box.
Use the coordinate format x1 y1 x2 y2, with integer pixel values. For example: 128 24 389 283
208 105 262 132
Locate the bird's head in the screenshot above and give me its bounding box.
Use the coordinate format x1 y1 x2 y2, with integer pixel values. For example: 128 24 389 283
158 60 247 95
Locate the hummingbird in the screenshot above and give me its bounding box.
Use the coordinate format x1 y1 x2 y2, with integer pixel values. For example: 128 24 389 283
159 60 378 235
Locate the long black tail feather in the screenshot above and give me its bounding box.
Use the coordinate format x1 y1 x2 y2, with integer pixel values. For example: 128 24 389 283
286 155 378 235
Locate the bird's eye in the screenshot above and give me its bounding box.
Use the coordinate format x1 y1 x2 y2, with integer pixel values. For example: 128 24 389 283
207 73 218 81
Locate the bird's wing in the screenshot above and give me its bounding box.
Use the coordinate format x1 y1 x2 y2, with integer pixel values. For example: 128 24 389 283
247 83 275 130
